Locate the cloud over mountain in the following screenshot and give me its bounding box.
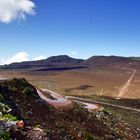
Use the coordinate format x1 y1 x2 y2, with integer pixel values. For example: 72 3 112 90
0 52 46 65
0 0 35 23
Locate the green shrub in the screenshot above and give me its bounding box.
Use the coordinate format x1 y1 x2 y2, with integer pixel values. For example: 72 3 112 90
102 108 110 115
35 124 42 129
23 87 34 96
55 121 64 129
1 131 10 140
0 94 4 101
83 131 95 140
11 87 17 93
1 114 17 121
0 103 10 115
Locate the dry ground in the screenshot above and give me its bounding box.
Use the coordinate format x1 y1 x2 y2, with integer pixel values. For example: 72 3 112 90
1 67 138 99
123 70 140 99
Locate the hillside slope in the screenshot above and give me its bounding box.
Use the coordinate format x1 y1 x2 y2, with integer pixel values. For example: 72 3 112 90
0 78 139 139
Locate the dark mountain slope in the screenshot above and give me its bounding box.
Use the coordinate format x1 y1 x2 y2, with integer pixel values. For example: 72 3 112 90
1 55 83 69
0 55 140 70
82 55 140 69
45 55 83 63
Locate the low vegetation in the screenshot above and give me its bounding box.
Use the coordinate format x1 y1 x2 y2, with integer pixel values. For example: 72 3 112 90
0 78 139 139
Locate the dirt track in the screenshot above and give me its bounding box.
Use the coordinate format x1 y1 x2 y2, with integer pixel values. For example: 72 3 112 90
37 88 140 112
37 89 72 108
37 88 100 111
117 69 136 99
66 96 140 112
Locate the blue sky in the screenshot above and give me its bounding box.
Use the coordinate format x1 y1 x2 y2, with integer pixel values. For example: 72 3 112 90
0 0 140 64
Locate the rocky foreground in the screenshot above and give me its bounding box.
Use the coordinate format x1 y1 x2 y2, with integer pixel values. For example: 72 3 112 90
0 78 139 140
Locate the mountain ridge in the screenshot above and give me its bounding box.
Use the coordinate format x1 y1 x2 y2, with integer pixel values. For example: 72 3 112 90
0 55 140 70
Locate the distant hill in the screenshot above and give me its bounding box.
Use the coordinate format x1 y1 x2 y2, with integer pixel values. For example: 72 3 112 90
45 55 83 63
129 57 140 61
83 56 133 67
0 55 84 69
0 55 140 70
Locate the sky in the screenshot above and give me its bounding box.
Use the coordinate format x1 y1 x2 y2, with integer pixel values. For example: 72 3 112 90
0 0 140 64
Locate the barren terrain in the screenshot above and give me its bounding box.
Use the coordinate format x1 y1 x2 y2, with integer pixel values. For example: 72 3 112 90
122 70 140 99
0 67 139 99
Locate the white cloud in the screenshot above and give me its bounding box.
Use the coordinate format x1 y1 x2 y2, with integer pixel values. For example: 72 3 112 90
0 0 35 23
0 52 46 65
32 55 46 61
1 52 29 64
70 51 77 56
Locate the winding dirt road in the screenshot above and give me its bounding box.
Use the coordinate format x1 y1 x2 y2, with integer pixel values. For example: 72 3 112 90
117 69 136 99
37 88 140 112
66 96 140 113
0 76 8 80
37 88 72 108
37 88 100 111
